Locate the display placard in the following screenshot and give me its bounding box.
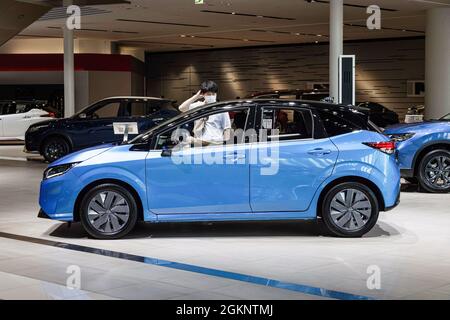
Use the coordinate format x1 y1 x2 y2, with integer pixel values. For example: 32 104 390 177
113 122 139 135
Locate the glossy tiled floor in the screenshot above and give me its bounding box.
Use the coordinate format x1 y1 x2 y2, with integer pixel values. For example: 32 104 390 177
0 146 450 300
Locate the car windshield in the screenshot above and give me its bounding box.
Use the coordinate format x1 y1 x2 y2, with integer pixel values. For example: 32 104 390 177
440 113 450 120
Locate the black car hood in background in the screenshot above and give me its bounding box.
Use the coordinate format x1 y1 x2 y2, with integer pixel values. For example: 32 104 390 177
28 118 62 129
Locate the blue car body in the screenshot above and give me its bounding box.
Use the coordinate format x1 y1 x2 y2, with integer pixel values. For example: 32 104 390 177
384 120 450 175
38 100 400 238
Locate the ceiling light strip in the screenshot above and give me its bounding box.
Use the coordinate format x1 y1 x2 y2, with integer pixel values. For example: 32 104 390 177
200 10 296 21
117 19 210 28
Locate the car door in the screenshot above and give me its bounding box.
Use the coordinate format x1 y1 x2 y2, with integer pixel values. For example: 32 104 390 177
2 103 30 138
250 105 338 212
145 106 255 214
71 100 122 148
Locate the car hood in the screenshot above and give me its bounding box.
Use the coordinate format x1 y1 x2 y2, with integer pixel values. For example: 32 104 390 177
384 121 450 134
50 143 115 167
29 118 58 128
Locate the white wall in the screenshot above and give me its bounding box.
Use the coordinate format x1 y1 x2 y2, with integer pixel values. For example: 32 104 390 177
0 38 112 54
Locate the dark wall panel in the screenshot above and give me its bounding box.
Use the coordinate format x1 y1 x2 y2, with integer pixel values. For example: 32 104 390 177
146 38 424 119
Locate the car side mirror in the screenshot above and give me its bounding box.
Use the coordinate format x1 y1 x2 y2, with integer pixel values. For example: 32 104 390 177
78 113 87 119
161 148 172 157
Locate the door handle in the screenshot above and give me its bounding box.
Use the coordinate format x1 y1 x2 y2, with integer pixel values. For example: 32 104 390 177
308 148 332 156
223 152 246 161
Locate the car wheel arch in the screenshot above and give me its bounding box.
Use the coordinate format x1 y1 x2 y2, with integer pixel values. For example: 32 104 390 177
413 142 450 176
73 178 144 223
40 134 73 154
316 176 385 217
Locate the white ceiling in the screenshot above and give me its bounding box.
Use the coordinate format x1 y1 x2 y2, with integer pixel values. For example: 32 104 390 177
17 0 450 52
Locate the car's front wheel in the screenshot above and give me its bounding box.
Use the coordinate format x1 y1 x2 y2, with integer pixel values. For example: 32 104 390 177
321 182 379 237
80 183 138 239
42 137 70 162
417 149 450 193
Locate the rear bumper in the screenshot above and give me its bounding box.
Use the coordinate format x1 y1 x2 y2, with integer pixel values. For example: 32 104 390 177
385 189 400 212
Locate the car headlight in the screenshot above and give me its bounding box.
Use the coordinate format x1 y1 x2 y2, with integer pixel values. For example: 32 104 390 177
28 125 47 133
388 133 415 142
43 163 79 180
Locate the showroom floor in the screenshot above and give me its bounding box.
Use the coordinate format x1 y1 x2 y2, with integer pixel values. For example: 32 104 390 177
0 146 450 300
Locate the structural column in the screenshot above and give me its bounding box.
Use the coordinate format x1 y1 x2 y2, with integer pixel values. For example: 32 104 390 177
63 0 75 117
329 0 343 104
425 8 450 119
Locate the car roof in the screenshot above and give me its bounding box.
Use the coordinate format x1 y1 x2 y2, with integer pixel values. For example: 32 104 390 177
98 96 173 102
218 99 359 112
246 89 329 98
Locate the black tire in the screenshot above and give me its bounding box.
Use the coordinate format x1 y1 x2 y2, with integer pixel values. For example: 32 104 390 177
417 149 450 193
42 136 70 162
321 182 379 237
79 183 138 239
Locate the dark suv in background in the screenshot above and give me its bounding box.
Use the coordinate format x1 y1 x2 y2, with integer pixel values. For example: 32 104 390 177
25 97 179 162
248 89 400 128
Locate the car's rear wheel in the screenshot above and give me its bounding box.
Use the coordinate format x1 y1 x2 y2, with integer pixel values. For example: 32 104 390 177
417 149 450 193
321 182 379 237
80 183 138 239
42 137 70 162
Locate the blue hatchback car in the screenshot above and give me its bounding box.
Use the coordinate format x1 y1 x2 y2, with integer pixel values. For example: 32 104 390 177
384 113 450 193
38 100 400 239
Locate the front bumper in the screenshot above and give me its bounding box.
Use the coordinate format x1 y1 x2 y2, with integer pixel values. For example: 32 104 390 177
38 209 51 219
400 168 414 178
39 171 79 222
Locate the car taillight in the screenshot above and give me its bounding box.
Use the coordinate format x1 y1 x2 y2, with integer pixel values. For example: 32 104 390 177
42 112 55 118
363 141 396 155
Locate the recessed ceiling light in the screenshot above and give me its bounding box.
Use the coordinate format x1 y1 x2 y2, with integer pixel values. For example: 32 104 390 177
317 34 322 37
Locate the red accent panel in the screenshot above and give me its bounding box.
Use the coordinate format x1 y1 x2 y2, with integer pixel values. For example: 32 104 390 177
0 54 144 73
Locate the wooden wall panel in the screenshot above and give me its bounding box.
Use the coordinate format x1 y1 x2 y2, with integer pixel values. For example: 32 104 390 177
146 38 425 119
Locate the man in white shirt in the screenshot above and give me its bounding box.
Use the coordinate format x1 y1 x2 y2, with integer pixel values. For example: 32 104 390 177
178 80 231 144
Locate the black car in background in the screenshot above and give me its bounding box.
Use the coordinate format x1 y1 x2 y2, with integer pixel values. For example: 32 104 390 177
25 97 179 162
356 102 399 127
246 89 330 102
248 90 400 128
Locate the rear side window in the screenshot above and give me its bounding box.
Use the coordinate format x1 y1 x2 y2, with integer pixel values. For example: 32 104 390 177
261 107 313 141
318 110 363 137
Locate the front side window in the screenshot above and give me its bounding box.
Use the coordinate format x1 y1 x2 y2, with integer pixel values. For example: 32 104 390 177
155 108 250 150
261 107 313 141
89 101 121 119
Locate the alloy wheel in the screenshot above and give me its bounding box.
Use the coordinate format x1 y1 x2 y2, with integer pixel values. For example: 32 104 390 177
87 191 130 233
424 155 450 189
329 188 372 231
45 142 67 161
